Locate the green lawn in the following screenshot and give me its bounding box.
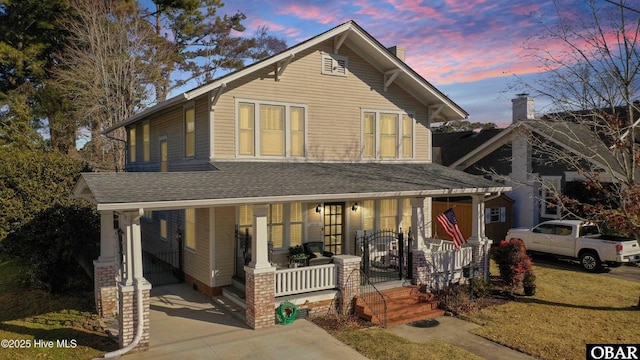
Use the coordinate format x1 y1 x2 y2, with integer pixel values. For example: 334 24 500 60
0 255 117 360
462 262 640 360
314 261 640 360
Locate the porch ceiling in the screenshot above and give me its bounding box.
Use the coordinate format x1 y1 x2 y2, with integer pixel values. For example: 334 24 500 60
73 161 511 211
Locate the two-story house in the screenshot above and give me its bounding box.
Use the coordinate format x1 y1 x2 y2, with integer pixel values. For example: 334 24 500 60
73 21 509 351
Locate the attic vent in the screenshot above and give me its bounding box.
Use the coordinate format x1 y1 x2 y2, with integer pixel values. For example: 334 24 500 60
321 53 348 77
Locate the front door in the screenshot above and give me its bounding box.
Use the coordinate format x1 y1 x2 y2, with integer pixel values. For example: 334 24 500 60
323 203 344 255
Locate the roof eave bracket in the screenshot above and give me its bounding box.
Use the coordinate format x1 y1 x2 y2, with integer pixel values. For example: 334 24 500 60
210 83 226 111
428 104 446 124
276 54 295 81
334 31 349 54
383 69 401 92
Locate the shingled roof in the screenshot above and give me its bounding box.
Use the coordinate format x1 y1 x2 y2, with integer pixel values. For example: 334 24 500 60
74 162 510 211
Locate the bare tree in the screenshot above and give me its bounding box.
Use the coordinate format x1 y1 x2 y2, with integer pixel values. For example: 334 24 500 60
516 0 640 239
54 0 158 171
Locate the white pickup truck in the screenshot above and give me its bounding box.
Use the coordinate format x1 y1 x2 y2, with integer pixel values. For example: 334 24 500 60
506 220 640 272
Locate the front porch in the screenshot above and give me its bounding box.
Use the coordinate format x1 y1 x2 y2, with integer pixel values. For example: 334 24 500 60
75 162 509 354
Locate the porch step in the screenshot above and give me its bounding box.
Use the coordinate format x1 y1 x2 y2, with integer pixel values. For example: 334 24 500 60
355 286 444 327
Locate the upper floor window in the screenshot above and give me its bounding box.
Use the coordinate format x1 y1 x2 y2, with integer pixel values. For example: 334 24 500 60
129 127 136 163
160 137 167 172
143 121 150 162
237 99 306 158
362 110 414 159
185 106 195 157
321 53 348 77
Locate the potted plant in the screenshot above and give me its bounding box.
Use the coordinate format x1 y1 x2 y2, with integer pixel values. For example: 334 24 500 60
288 245 307 267
523 271 536 296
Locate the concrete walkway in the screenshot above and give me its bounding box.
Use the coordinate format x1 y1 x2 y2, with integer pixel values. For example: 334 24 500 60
390 316 536 360
122 284 367 360
121 283 535 360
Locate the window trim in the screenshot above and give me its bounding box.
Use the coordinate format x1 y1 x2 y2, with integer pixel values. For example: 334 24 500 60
361 109 415 160
143 121 150 162
128 127 136 163
184 103 195 158
159 136 168 172
238 203 305 252
540 176 562 219
236 98 308 158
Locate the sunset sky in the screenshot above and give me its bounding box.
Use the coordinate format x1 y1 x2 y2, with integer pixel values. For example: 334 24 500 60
211 0 626 127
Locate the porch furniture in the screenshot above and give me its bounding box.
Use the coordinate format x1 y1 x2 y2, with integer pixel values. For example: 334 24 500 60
303 241 333 266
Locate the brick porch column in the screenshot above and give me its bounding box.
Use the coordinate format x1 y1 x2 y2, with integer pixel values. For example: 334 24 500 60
411 250 430 286
94 210 118 317
333 255 361 315
94 260 118 317
245 267 276 329
245 204 276 329
118 281 152 351
116 210 151 351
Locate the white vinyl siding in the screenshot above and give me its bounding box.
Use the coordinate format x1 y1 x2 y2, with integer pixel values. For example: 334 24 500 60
236 99 306 158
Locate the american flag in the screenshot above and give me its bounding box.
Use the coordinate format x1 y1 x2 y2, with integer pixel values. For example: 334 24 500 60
436 208 467 250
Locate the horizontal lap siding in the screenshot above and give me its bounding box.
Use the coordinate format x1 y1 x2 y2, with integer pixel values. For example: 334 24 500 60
209 40 430 162
214 207 235 287
183 208 211 287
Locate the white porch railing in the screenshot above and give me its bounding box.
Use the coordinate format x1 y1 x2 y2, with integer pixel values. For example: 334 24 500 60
430 246 473 273
274 264 337 297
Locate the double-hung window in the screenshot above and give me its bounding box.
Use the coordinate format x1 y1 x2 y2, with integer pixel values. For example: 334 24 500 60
237 99 306 158
238 203 303 250
362 110 414 159
129 127 136 163
143 121 150 161
185 106 195 157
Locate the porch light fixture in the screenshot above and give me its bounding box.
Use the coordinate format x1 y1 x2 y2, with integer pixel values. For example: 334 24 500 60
315 204 322 213
352 202 358 212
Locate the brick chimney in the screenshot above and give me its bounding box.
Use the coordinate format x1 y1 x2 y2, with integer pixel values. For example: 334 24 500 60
387 45 405 61
512 93 535 123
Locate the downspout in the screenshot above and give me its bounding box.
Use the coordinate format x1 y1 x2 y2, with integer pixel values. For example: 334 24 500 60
100 209 145 359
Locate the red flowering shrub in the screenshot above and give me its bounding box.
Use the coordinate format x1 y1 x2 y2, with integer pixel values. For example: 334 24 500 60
491 238 534 289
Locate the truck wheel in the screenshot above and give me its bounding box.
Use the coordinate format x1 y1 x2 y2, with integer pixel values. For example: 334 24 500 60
580 252 601 272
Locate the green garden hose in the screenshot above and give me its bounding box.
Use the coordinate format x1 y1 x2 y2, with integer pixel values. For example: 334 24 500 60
277 301 298 325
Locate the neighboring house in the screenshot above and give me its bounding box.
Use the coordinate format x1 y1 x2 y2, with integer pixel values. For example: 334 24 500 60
432 128 514 242
437 94 623 230
73 21 509 352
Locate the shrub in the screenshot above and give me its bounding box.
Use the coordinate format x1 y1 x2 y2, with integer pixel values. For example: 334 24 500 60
491 238 534 289
1 204 99 292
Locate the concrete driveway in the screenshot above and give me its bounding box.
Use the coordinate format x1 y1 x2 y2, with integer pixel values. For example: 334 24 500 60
123 284 368 360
